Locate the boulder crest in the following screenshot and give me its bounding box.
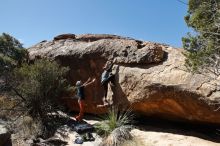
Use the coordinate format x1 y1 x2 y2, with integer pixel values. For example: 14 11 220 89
28 34 220 125
29 34 164 64
53 34 76 41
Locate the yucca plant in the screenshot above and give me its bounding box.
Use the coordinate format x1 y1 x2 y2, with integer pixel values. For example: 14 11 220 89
95 107 134 146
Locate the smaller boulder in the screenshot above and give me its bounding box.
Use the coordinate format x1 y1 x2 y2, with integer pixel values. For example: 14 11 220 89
53 34 76 41
0 122 11 146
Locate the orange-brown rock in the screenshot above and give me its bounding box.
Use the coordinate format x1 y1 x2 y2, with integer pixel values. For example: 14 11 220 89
28 34 220 125
53 34 76 41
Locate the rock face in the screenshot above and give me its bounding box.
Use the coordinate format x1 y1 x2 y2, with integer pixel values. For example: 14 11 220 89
28 34 220 125
0 121 11 146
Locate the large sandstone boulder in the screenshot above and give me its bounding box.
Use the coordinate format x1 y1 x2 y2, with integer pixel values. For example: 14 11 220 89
28 34 220 125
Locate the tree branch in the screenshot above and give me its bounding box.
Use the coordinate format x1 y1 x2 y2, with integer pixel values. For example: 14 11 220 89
11 87 26 101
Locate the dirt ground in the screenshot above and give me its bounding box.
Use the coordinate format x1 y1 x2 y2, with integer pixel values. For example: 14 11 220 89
58 115 220 146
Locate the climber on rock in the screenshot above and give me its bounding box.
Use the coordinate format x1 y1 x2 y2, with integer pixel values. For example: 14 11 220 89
75 77 96 121
98 60 115 107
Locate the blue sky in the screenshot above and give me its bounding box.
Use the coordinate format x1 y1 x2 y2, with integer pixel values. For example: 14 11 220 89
0 0 189 48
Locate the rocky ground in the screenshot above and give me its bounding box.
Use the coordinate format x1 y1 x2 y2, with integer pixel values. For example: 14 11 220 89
67 117 220 146
36 115 220 146
55 118 102 146
0 120 12 146
1 111 219 146
130 129 220 146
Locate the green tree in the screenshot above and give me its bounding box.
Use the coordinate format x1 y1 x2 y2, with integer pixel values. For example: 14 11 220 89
182 0 220 112
183 0 220 74
0 33 27 74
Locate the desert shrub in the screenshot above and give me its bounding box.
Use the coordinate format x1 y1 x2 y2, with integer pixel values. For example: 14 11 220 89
11 59 71 137
102 125 132 146
8 115 43 146
21 116 42 137
95 107 133 146
0 95 17 110
0 33 72 139
0 95 19 120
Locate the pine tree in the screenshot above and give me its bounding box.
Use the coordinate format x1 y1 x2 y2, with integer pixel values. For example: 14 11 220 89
183 0 220 74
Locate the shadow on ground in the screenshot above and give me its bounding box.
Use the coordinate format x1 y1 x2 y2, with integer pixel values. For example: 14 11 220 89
63 111 220 144
134 116 220 143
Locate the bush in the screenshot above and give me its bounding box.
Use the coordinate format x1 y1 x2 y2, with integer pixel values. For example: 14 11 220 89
0 95 19 120
95 107 133 146
0 34 72 139
11 59 70 136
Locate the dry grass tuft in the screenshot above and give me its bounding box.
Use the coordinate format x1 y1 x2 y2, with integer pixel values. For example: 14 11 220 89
102 125 132 146
95 107 134 146
11 116 42 145
0 95 19 120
